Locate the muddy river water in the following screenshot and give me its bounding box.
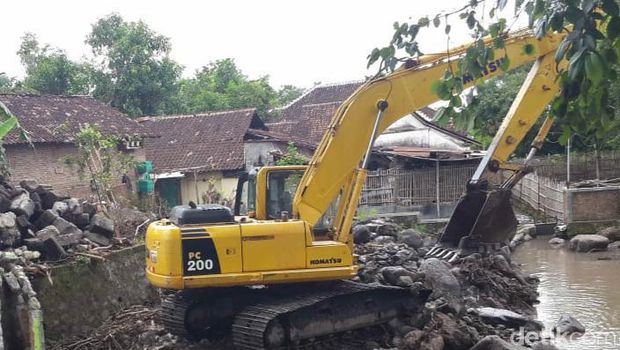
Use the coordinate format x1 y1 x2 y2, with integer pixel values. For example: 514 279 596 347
513 238 620 350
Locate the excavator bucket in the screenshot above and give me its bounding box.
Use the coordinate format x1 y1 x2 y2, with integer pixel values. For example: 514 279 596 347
427 188 518 261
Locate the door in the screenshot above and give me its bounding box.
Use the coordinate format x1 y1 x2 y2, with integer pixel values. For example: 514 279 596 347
156 178 181 208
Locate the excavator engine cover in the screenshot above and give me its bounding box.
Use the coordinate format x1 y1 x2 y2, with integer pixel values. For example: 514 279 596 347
439 187 518 253
169 204 235 225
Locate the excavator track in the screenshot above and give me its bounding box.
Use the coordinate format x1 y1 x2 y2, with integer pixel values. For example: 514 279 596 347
161 292 194 338
231 280 423 349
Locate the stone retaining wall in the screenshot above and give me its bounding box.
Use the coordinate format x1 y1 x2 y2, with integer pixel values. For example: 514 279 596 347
31 245 157 342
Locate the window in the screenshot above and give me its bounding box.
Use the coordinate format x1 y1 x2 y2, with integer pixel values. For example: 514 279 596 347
266 170 303 219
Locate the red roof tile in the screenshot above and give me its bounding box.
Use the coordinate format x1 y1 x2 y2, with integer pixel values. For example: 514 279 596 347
140 109 262 172
0 94 148 144
267 82 362 144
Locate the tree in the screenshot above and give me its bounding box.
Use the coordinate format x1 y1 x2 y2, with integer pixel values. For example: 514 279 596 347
276 85 305 106
64 124 135 206
370 0 620 152
86 13 182 117
176 59 278 116
276 142 308 166
17 33 89 95
0 74 15 93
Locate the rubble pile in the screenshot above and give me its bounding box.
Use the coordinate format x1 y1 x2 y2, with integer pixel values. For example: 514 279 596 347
0 178 123 263
0 178 157 349
57 218 547 350
353 219 544 350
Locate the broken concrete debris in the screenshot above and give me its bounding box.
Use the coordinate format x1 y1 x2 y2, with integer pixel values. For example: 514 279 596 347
353 218 547 350
0 178 119 262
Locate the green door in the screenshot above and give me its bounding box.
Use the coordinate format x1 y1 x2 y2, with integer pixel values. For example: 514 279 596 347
156 178 181 208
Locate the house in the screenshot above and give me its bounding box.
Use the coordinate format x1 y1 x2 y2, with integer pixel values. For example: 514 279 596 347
0 94 148 198
139 109 265 207
249 82 484 219
248 81 481 169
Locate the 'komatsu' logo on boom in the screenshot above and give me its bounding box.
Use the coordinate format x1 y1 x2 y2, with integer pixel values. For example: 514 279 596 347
310 258 342 265
459 57 507 85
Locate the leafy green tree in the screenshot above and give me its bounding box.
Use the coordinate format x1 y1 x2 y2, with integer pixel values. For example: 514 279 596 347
17 33 89 95
276 85 305 106
64 124 135 205
370 0 620 152
276 142 308 166
176 58 278 116
0 74 15 93
86 13 182 117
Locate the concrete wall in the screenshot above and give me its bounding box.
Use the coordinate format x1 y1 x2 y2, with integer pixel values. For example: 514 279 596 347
31 245 157 341
244 141 281 171
564 186 620 224
6 143 146 199
179 171 238 205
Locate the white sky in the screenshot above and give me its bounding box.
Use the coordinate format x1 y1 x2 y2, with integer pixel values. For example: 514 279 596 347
1 0 525 89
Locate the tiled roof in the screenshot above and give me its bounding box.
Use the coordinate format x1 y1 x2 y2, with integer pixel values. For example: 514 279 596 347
0 94 148 144
266 82 444 146
267 82 362 144
139 109 262 173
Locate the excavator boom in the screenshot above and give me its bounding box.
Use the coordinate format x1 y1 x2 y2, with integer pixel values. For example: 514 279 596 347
293 29 566 248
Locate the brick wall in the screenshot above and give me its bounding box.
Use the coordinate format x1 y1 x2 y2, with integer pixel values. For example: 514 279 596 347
564 186 620 223
5 143 146 199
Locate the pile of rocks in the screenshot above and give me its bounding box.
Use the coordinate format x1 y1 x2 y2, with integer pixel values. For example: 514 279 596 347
0 179 117 262
352 219 548 350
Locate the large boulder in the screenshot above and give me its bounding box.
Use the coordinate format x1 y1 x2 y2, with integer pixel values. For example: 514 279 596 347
34 209 58 229
84 231 111 246
352 225 371 244
598 226 620 242
35 225 60 240
552 315 585 335
419 258 461 298
52 217 82 236
569 234 610 252
380 266 424 287
52 201 69 215
89 213 115 238
376 222 400 237
399 229 424 249
470 335 528 350
548 237 565 246
10 192 35 217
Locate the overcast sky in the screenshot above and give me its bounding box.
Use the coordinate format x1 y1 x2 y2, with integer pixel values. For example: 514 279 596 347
1 0 524 89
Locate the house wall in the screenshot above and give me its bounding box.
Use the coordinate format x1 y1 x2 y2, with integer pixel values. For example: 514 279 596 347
5 143 146 199
179 171 238 206
244 141 281 170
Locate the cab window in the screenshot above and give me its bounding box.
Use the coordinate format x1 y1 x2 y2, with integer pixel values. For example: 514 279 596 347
266 170 303 219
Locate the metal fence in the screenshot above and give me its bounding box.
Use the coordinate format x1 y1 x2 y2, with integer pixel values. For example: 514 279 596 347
360 162 478 213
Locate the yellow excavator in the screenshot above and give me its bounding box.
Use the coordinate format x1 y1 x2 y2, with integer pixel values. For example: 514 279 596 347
145 27 568 348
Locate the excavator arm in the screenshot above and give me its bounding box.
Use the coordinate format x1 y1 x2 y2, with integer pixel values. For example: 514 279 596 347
293 29 567 245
